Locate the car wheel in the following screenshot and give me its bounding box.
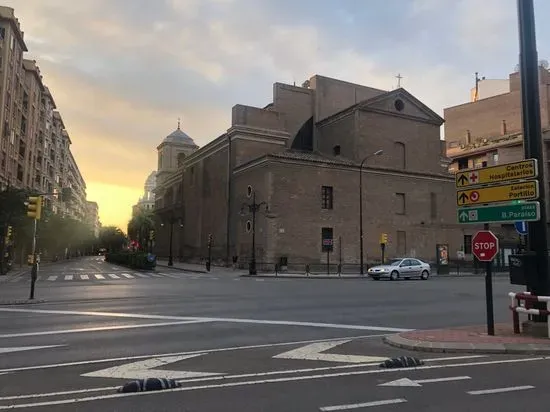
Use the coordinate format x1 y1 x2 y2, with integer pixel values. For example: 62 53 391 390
390 271 398 281
421 270 429 280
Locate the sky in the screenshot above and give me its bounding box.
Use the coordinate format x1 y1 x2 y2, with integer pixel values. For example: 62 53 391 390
7 0 550 230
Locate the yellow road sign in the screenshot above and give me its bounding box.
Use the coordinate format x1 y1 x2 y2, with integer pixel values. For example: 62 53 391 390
456 180 539 206
455 159 538 188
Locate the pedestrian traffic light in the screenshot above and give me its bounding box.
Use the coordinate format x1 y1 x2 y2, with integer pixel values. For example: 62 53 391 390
6 226 13 240
380 233 388 244
27 196 42 220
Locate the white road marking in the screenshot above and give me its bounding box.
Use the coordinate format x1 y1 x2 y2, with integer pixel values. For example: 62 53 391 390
320 399 408 411
0 308 412 332
134 273 149 278
108 274 120 279
1 358 542 410
379 376 471 387
47 276 57 281
121 273 134 279
94 274 105 280
0 320 210 338
0 345 65 354
80 274 89 280
467 385 535 395
274 339 388 364
0 355 484 402
151 274 164 278
82 353 223 380
0 334 395 374
64 275 73 281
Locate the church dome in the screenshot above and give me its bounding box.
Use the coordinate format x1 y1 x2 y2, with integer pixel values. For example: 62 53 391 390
162 120 197 146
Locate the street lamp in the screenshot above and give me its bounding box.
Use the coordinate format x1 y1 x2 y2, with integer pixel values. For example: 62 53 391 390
161 216 182 266
240 191 268 275
359 149 383 275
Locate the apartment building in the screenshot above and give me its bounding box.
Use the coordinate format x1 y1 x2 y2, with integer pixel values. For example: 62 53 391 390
0 6 93 225
85 201 101 237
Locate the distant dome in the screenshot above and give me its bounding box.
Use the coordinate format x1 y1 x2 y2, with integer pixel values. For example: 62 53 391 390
162 120 197 146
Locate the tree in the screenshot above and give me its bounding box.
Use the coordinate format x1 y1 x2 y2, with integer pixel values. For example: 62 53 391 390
127 209 155 251
0 187 30 275
98 226 127 252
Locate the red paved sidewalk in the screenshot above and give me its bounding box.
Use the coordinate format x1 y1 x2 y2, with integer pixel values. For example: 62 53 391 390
385 323 550 354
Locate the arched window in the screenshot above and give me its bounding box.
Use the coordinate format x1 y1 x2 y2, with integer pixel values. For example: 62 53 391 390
158 152 163 170
394 142 406 169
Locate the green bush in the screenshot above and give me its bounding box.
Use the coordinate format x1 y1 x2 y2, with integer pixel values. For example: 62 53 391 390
105 251 156 270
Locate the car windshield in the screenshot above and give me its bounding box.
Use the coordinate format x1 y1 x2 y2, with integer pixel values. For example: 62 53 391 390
389 259 403 266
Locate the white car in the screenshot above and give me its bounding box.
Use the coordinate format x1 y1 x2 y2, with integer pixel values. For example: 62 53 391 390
368 258 431 281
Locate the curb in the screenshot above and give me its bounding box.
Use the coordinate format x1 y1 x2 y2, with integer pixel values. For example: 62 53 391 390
240 274 369 279
384 333 550 355
155 263 207 274
0 299 46 306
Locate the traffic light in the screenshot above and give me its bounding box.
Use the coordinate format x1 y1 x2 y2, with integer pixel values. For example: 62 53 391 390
380 233 388 244
6 226 13 240
27 196 42 220
149 230 155 241
208 233 213 246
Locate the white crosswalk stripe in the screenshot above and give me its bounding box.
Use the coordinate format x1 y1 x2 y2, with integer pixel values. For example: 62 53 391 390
64 275 73 281
108 274 120 279
80 274 89 280
1 271 228 283
95 274 105 280
121 273 134 279
47 276 57 281
134 273 149 278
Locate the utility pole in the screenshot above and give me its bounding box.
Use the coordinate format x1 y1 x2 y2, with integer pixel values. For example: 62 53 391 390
517 0 550 301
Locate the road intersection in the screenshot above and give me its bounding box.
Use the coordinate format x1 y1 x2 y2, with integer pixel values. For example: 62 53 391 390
0 257 544 411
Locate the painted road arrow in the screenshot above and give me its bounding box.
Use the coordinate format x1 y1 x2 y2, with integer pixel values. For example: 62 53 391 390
0 345 65 354
273 339 388 363
81 354 224 380
379 376 471 387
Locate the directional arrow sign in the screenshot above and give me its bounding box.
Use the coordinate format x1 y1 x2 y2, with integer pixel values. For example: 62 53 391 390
81 354 223 380
273 339 388 363
456 180 539 206
457 202 540 224
379 376 471 387
0 345 65 354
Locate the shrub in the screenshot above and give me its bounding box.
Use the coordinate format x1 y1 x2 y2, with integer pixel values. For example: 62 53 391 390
105 251 156 270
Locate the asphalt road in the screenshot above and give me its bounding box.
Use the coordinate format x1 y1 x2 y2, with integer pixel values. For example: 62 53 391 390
0 256 546 411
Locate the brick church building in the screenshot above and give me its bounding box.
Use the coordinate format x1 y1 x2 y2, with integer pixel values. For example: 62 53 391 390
153 75 502 267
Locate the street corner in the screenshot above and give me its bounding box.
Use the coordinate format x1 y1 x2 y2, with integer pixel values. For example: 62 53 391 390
384 323 550 355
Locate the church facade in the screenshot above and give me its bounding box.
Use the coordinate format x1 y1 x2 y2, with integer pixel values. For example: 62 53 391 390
153 75 517 267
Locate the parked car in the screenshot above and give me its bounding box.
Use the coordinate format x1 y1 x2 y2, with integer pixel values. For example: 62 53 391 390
368 258 431 280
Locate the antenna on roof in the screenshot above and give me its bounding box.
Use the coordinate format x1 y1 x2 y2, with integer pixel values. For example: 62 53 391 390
177 117 181 130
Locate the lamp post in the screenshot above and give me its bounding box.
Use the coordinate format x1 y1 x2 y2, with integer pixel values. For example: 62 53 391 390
241 191 268 275
161 215 181 267
359 150 383 275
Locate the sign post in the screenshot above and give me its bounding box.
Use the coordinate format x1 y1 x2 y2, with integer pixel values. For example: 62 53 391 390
472 229 499 336
322 238 333 275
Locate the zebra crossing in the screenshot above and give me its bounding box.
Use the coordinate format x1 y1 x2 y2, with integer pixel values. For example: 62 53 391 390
0 271 207 283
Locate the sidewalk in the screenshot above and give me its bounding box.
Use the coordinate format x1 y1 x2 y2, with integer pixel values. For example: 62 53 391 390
239 271 509 279
385 323 550 355
155 260 247 275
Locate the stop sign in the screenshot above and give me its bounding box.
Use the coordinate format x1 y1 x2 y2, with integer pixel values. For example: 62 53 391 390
472 230 499 262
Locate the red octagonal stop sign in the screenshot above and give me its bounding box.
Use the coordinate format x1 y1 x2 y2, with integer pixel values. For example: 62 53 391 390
472 230 499 262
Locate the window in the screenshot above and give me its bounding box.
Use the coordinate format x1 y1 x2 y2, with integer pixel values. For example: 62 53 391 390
430 192 437 219
458 159 468 170
397 231 406 256
395 193 406 214
394 142 406 169
333 145 341 156
321 186 333 209
464 235 472 254
321 227 333 252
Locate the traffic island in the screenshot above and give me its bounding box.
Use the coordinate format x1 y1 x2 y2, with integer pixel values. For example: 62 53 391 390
384 323 550 355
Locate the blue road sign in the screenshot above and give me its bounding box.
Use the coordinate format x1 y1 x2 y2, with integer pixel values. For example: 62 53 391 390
514 221 528 235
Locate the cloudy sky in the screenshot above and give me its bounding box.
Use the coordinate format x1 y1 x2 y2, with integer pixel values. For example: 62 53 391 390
7 0 550 230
